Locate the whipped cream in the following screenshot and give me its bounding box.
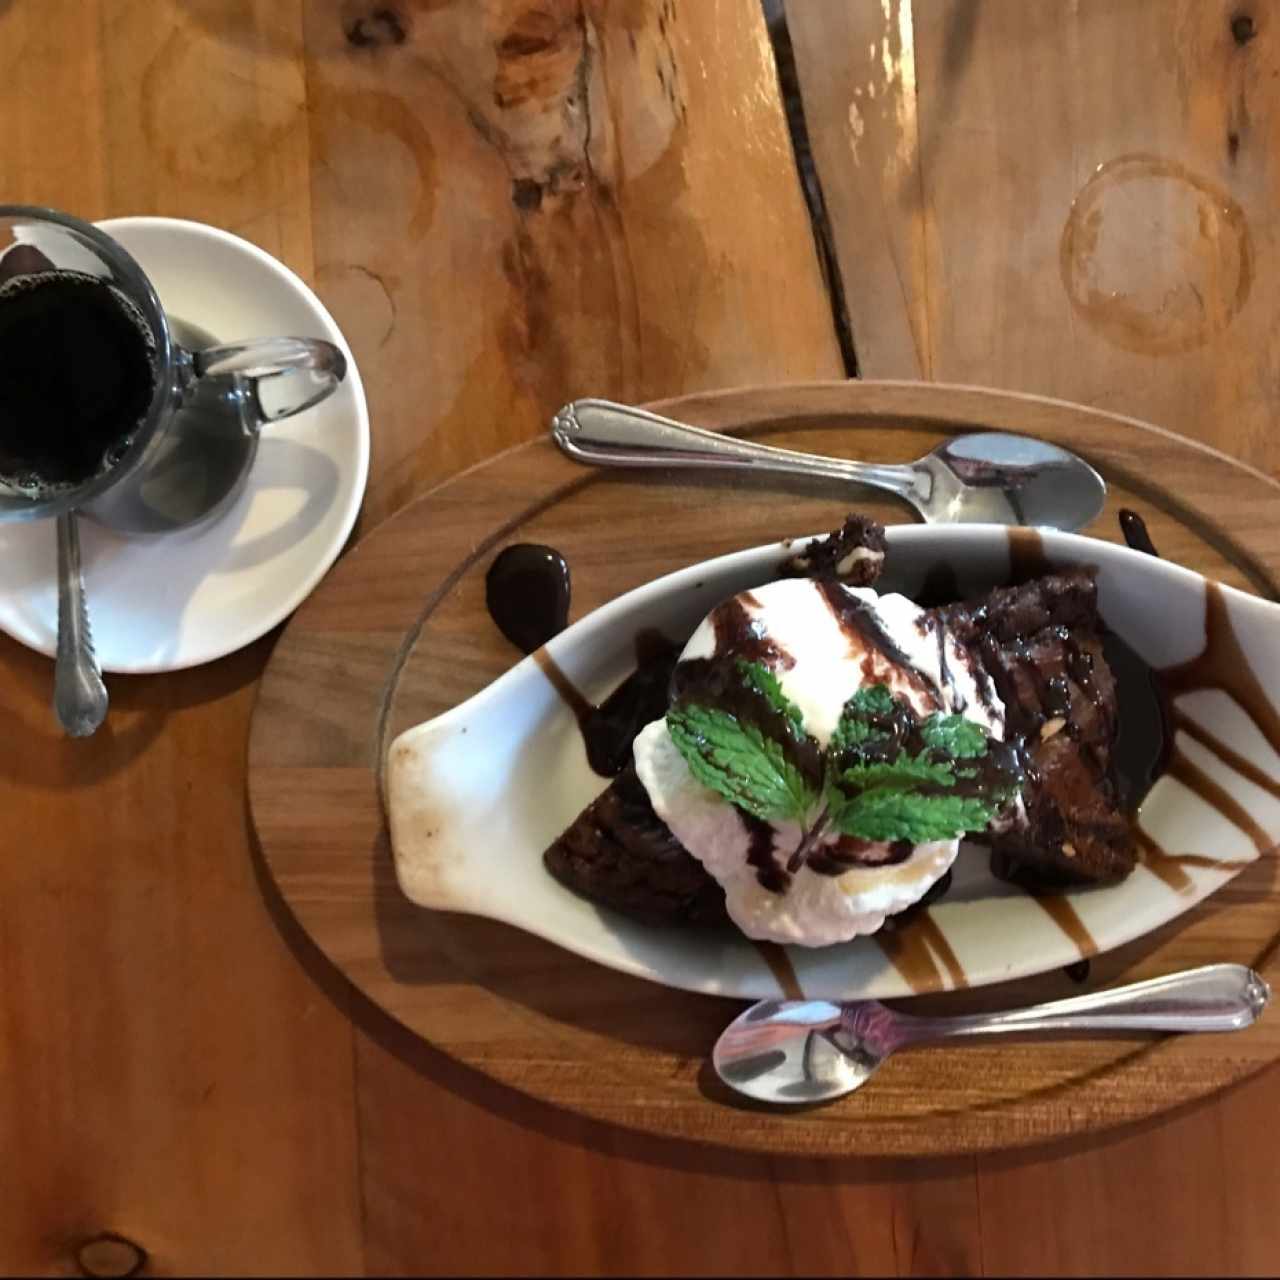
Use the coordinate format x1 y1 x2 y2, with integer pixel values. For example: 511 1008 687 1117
632 578 1006 946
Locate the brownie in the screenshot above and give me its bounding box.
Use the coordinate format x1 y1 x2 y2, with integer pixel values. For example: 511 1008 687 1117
543 522 1137 926
544 766 727 925
780 514 887 584
939 569 1135 887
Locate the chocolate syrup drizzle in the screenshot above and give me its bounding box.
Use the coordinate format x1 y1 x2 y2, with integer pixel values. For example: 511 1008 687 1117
815 578 944 711
485 543 681 777
534 631 681 778
1119 509 1160 557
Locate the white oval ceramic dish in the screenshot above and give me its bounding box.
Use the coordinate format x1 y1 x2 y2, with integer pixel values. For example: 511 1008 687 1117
386 525 1280 1001
0 217 370 673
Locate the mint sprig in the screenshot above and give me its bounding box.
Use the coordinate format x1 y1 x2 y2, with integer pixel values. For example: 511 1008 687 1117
666 703 819 826
735 659 806 741
920 713 989 759
828 684 896 754
667 672 1021 874
830 790 1004 843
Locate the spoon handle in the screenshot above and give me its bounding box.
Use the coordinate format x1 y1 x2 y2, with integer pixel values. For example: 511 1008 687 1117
552 398 924 506
54 511 109 738
892 964 1270 1046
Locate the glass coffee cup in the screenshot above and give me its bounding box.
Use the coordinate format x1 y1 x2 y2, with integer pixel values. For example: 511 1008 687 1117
0 205 347 533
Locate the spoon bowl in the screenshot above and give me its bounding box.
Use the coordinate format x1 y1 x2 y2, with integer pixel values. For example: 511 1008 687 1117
552 399 1107 531
917 431 1106 527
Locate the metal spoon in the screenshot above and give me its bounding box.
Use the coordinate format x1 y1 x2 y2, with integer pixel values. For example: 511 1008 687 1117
552 398 1107 531
713 964 1270 1105
53 511 108 737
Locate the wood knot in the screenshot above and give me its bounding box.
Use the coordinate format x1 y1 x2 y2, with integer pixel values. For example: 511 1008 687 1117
345 6 407 48
498 30 555 57
1231 12 1256 44
77 1234 147 1279
511 179 544 212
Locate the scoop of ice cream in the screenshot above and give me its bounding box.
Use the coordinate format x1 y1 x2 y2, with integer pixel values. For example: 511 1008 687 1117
632 578 1007 946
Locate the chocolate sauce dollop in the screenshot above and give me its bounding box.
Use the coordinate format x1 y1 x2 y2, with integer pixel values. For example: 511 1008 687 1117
485 543 571 654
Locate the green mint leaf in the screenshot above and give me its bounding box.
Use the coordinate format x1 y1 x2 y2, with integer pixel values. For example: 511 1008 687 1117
845 684 896 716
824 753 955 832
829 682 896 754
838 755 959 791
667 703 819 825
920 713 990 759
735 659 805 739
831 790 1001 843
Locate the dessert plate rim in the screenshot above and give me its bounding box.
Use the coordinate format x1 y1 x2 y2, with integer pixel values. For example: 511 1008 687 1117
385 522 1280 1003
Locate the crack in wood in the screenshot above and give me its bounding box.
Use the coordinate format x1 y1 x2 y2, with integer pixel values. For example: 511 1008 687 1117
762 0 859 377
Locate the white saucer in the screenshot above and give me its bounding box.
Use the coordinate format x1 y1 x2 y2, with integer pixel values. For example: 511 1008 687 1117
0 217 370 673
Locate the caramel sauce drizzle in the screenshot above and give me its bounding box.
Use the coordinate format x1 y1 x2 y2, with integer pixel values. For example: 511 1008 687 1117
1172 711 1280 802
874 910 967 993
1167 747 1275 855
1132 582 1280 883
1133 827 1252 895
1030 895 1099 957
1163 583 1280 755
753 941 803 1000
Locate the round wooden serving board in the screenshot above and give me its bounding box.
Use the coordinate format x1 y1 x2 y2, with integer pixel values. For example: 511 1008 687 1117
248 382 1280 1157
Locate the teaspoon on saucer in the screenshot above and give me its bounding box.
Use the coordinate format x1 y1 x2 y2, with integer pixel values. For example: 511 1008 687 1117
552 398 1107 531
53 510 108 737
713 964 1270 1105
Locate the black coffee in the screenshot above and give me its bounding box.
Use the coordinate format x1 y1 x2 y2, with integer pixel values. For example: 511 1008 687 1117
0 269 157 491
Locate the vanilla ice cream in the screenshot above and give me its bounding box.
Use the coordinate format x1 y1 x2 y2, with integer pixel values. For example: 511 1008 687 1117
632 578 1007 946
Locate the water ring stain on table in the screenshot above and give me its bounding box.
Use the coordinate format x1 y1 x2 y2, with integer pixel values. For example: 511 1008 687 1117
1059 153 1253 356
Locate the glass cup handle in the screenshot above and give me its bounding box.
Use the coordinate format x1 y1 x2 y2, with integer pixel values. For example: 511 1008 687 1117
190 336 347 432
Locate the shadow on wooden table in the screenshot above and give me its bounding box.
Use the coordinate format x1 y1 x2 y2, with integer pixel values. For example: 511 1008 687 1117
247 798 1280 1175
1 631 267 787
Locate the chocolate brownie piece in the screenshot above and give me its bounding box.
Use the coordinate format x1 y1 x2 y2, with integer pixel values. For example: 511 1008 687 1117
780 514 888 585
544 766 726 925
939 569 1135 887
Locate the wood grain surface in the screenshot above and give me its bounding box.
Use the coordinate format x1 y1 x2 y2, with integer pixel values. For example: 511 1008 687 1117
0 0 840 1274
3 0 1279 1272
787 0 1280 475
249 381 1280 1158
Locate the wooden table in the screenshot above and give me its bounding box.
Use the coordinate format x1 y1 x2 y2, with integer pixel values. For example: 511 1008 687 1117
2 1 1276 1273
